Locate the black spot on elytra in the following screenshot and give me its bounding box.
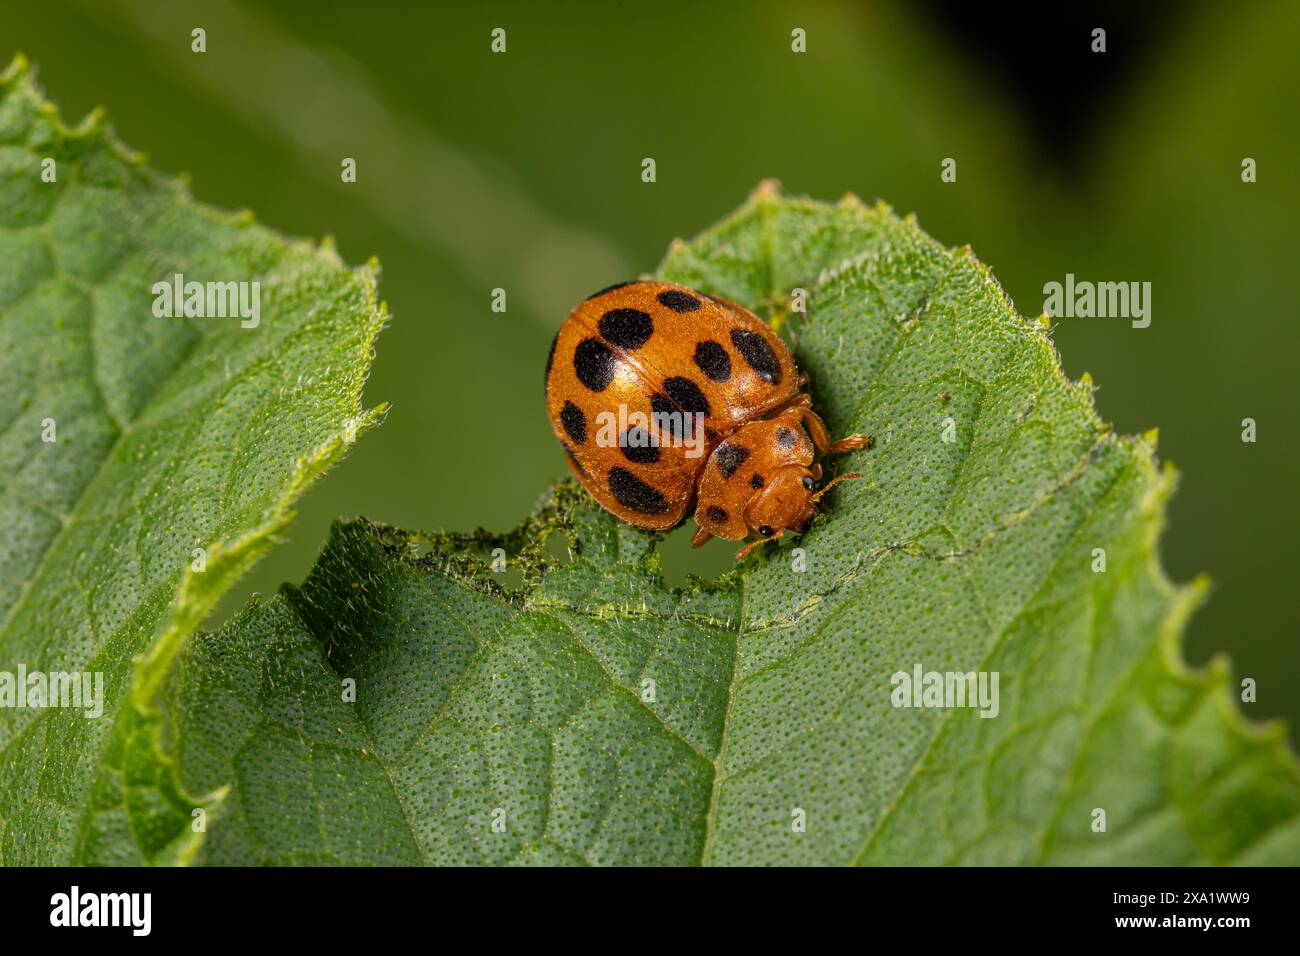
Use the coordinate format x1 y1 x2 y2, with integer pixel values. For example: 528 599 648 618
750 474 764 489
693 340 731 382
620 426 660 464
584 281 636 300
731 328 782 384
560 401 586 444
706 506 728 523
650 393 684 443
662 376 710 416
545 330 559 390
562 444 587 478
657 289 702 313
776 426 797 449
715 443 750 479
608 466 668 515
599 308 654 349
574 337 616 391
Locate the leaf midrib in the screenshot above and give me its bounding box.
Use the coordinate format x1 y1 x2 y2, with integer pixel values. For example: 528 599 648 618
699 568 747 865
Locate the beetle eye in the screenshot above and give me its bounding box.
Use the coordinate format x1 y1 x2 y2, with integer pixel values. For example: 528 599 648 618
802 476 814 490
758 525 774 537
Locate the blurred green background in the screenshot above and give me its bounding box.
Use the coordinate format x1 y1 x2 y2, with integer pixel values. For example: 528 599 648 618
5 1 1296 733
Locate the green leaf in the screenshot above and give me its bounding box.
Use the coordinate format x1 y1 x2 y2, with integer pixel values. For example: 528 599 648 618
0 57 385 864
153 182 1300 865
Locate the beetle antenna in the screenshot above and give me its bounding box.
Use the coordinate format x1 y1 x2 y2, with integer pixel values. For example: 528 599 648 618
737 528 783 561
810 471 861 504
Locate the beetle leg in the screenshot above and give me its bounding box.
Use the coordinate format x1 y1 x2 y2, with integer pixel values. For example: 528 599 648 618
769 391 813 417
800 407 871 455
691 527 714 548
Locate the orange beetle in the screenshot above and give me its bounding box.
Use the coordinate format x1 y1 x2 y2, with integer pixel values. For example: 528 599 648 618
545 280 869 559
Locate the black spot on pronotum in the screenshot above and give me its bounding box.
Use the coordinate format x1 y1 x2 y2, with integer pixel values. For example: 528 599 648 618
608 466 668 514
730 328 782 384
657 289 702 313
662 376 710 416
574 337 616 391
620 426 660 464
584 281 636 300
776 426 797 449
599 308 654 349
693 340 731 382
560 401 586 444
750 474 764 489
707 506 728 523
715 443 750 479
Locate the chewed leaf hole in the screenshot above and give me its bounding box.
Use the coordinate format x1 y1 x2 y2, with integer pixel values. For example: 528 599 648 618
655 521 735 588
